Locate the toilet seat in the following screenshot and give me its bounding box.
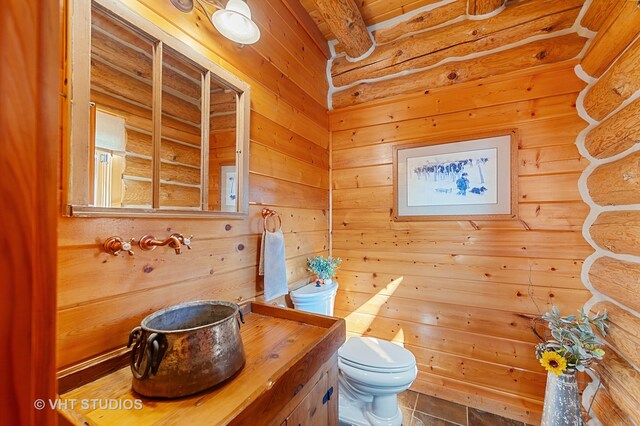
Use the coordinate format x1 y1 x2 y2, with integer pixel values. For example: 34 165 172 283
338 337 416 372
339 358 418 390
339 356 415 374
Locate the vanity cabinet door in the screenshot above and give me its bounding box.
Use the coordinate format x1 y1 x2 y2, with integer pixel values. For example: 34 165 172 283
286 361 338 426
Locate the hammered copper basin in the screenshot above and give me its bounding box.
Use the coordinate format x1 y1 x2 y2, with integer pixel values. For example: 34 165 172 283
127 300 246 398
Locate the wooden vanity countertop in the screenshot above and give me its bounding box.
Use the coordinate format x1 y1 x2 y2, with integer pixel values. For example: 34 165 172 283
58 303 345 425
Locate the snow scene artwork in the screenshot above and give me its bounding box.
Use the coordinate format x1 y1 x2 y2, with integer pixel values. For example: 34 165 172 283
407 147 498 207
394 132 515 220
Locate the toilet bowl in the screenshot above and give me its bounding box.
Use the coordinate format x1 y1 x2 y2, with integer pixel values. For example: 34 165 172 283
289 280 338 316
289 284 417 425
338 337 417 426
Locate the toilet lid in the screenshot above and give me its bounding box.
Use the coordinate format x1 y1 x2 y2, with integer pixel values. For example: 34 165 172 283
338 337 416 372
290 280 338 299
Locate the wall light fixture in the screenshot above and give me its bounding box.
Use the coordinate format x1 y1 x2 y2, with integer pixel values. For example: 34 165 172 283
170 0 261 45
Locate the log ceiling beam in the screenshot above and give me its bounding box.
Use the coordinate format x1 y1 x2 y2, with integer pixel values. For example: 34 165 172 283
372 1 466 44
313 0 373 58
332 32 586 108
467 0 505 16
326 0 589 107
332 1 583 87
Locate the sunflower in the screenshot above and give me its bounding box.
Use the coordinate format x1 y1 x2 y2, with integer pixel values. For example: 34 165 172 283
540 351 567 376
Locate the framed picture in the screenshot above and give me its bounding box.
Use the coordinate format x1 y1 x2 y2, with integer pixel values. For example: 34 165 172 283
220 165 237 212
393 129 518 221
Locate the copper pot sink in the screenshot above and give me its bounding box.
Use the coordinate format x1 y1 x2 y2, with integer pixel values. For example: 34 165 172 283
127 300 246 398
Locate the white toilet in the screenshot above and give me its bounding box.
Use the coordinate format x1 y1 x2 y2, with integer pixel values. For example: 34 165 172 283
290 281 418 426
338 337 417 426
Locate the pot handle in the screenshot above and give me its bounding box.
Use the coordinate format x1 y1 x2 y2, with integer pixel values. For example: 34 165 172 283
237 305 245 327
128 326 145 378
147 333 168 376
128 328 168 380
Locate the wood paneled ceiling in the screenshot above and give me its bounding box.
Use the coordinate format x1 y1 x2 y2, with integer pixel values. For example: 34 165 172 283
298 0 608 109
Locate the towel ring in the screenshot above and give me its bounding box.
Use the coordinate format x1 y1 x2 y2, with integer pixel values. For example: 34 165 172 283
262 208 282 232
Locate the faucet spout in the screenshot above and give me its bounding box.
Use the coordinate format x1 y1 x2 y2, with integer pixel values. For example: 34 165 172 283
139 234 183 254
168 235 182 254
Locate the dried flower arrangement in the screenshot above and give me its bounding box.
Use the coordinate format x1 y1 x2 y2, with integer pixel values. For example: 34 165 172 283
534 307 608 376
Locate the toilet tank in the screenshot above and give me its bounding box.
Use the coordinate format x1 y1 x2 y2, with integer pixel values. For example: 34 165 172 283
290 281 338 316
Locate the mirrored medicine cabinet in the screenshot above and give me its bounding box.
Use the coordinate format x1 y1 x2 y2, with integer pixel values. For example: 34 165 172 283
66 0 250 218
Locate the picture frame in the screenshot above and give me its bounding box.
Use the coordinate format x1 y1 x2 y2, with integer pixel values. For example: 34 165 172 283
393 129 518 221
220 164 238 212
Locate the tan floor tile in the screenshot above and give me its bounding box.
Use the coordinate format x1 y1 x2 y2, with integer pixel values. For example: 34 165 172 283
399 390 419 410
413 410 460 426
468 408 525 426
416 394 468 425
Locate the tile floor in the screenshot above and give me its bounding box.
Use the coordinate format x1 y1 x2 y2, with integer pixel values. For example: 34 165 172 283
399 390 529 426
339 390 531 426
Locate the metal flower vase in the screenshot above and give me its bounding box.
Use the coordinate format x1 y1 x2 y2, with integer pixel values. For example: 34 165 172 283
541 371 582 426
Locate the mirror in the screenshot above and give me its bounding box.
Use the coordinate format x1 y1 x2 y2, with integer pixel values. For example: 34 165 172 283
159 47 204 210
209 80 238 212
90 7 155 209
67 0 249 218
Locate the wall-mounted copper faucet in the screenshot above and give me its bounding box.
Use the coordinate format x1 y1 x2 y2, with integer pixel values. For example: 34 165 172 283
103 234 192 256
138 233 192 255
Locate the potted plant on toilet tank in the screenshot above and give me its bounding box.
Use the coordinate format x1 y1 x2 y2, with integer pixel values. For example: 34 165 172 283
307 255 342 287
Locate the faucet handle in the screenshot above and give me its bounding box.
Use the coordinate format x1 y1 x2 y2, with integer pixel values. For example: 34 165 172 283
183 235 193 250
122 238 135 256
104 236 135 256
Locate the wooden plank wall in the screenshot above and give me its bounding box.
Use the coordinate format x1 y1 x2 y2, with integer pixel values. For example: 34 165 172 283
57 0 329 370
576 2 640 423
329 61 593 423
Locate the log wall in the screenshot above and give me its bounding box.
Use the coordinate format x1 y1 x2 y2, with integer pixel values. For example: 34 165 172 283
576 3 640 423
325 0 590 108
57 0 329 369
329 61 593 423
